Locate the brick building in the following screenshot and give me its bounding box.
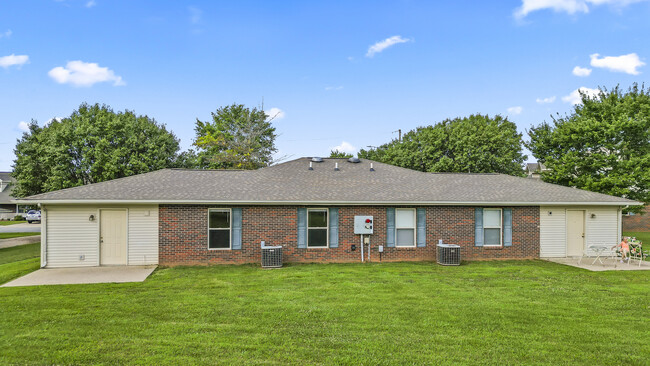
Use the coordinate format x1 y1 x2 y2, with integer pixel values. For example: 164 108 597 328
23 158 639 268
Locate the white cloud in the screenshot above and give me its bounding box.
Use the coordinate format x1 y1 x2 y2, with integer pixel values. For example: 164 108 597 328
17 121 30 132
366 35 411 58
331 141 357 155
589 53 645 75
46 117 63 125
325 86 344 91
0 54 29 68
85 0 96 8
266 107 285 120
507 106 523 115
572 66 592 76
48 60 125 87
514 0 648 19
0 29 11 38
189 6 202 24
536 96 556 104
562 87 601 105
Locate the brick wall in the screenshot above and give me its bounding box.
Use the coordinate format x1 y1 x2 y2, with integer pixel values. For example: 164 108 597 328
622 206 650 232
159 205 540 266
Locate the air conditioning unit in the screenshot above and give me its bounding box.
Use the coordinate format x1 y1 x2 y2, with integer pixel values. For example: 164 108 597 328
261 245 283 268
437 243 461 266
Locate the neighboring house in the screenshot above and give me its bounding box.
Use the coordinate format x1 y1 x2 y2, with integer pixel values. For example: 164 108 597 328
526 162 549 179
623 206 650 232
0 172 19 219
20 158 639 268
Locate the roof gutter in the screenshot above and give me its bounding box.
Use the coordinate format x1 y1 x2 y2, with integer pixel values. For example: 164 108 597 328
15 199 642 206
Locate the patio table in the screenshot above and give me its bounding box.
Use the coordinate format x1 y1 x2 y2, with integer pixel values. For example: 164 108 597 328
586 244 610 265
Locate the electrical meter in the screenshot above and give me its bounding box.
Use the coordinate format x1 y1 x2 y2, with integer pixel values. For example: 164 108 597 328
354 216 373 235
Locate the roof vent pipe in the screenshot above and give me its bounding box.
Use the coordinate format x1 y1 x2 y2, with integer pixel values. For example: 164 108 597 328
370 163 375 171
335 162 339 171
309 162 313 170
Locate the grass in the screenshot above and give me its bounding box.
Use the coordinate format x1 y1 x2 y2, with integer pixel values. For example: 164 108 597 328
0 243 40 285
0 259 649 365
0 220 27 226
623 231 650 243
0 232 40 240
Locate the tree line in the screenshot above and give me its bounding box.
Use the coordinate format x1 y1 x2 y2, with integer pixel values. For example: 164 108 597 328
12 84 650 211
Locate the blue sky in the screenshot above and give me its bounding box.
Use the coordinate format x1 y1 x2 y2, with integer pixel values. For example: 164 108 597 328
1 0 649 171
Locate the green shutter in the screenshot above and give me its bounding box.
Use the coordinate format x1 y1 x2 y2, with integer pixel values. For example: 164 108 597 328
416 208 426 247
386 208 395 247
297 208 307 248
232 207 242 250
329 208 339 248
503 208 512 247
475 208 484 247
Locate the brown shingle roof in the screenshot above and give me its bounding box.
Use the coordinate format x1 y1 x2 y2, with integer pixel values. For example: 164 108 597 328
21 158 639 205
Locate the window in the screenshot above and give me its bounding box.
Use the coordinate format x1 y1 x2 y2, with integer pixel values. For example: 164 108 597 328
483 208 502 246
396 208 416 247
307 209 328 247
208 209 231 249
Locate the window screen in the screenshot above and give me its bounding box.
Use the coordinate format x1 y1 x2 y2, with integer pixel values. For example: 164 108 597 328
308 209 328 247
208 209 231 249
483 209 502 246
396 208 416 247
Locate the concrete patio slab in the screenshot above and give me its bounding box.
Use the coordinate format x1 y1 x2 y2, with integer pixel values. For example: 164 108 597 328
1 265 157 287
546 257 650 271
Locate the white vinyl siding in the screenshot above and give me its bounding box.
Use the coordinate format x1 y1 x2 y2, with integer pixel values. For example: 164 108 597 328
540 207 567 258
45 206 100 268
539 206 621 258
43 204 159 268
127 206 159 265
585 208 619 256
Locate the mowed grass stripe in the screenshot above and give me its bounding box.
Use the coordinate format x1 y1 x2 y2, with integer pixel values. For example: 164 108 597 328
0 260 647 365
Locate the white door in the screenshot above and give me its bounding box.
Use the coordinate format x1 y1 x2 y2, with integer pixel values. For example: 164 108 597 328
100 210 127 265
567 210 585 257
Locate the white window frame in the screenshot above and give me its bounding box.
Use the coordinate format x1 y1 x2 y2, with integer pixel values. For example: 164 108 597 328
307 208 329 248
483 208 502 247
208 208 232 250
395 208 417 248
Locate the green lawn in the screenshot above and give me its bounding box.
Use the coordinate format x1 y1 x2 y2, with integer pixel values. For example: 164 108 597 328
0 220 27 226
623 231 650 243
0 232 40 240
0 259 648 365
0 243 40 286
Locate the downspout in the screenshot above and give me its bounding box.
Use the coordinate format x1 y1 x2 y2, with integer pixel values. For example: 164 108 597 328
620 205 628 240
41 205 46 268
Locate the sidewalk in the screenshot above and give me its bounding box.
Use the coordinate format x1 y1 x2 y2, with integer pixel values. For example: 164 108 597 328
0 235 41 250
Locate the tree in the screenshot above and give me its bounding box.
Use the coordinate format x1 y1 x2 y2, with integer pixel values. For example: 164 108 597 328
358 114 526 176
527 84 650 212
12 103 182 197
193 104 277 170
329 149 353 158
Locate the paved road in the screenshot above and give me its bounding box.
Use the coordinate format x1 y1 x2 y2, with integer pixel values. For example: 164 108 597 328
0 222 41 233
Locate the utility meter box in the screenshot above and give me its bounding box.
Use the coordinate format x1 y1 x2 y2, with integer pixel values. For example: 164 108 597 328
354 216 374 235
